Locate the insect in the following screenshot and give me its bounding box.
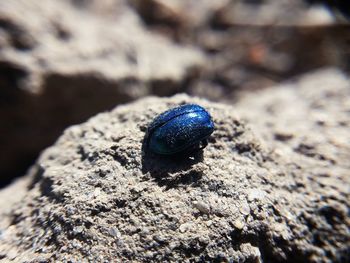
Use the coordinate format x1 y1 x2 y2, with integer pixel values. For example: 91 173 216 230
146 104 215 155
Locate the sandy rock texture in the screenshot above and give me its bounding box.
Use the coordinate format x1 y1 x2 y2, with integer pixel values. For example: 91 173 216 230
0 0 203 185
0 68 349 262
1 0 349 188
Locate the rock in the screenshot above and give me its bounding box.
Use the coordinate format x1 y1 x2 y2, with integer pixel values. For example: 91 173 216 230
189 24 349 102
130 0 336 34
0 68 349 262
129 0 229 37
192 200 211 214
211 0 335 27
130 0 349 102
0 0 203 93
1 0 348 189
0 0 203 186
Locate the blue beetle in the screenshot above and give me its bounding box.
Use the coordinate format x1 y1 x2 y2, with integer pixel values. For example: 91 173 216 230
146 104 215 155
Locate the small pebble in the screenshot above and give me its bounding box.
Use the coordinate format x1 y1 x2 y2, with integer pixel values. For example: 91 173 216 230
239 203 251 216
233 219 245 230
108 227 121 238
73 226 84 234
193 201 210 214
247 189 267 201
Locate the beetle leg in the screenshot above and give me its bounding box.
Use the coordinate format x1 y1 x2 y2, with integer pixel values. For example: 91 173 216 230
199 139 208 150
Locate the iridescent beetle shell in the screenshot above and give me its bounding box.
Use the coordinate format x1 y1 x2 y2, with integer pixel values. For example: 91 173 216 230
146 104 215 155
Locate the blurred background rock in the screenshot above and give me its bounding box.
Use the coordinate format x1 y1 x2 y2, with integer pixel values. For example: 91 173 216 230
0 0 349 187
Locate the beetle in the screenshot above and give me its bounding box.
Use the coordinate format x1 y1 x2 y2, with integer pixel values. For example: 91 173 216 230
145 104 215 155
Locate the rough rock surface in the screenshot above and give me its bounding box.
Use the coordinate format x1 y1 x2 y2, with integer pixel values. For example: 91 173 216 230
0 69 349 262
0 0 203 186
1 0 349 188
0 0 203 93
